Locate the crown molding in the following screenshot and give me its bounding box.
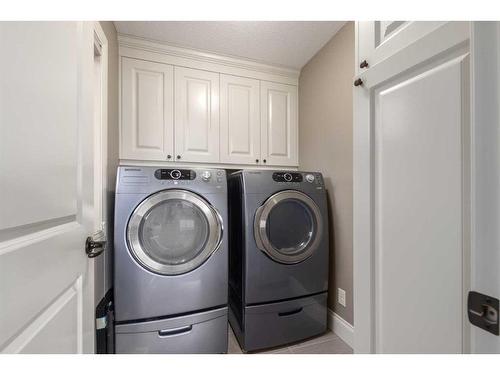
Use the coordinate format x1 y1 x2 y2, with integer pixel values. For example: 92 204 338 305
118 33 300 82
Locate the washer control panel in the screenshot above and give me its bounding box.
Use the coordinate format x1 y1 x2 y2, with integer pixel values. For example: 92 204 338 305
154 169 196 180
272 172 303 183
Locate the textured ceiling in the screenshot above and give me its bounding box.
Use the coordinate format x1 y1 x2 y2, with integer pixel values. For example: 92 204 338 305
114 21 346 69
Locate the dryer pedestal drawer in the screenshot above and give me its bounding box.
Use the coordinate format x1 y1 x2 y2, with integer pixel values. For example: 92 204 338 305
243 293 327 352
115 307 228 354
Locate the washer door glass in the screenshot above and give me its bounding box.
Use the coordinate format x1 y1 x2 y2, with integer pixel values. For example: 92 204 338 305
254 190 323 264
128 190 222 275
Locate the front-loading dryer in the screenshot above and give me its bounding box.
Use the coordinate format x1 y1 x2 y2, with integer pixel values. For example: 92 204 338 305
114 166 228 353
228 170 329 352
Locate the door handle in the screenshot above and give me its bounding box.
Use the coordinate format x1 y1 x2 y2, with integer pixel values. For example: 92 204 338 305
158 325 192 337
278 307 303 317
468 291 499 335
86 230 106 258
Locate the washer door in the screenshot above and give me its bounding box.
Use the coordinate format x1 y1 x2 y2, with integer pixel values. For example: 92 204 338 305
254 190 323 264
127 190 222 275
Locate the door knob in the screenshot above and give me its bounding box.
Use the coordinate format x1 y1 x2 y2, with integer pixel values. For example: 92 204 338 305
256 159 259 163
359 60 369 69
86 231 106 258
167 155 172 159
354 78 363 87
177 155 181 160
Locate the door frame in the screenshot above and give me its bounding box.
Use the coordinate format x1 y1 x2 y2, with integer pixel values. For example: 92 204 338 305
469 22 500 353
353 22 471 353
92 22 108 235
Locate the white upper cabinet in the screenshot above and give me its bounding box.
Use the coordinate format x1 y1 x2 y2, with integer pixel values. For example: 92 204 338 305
220 74 261 165
119 37 300 167
356 22 445 74
260 81 298 166
174 67 220 163
121 57 174 161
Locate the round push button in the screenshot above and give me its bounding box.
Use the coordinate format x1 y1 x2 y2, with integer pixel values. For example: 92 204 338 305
305 174 315 183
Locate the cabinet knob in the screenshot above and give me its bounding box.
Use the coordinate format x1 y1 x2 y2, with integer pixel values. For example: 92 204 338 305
359 60 369 69
256 159 259 163
167 155 172 159
263 159 267 163
177 155 181 160
354 78 363 87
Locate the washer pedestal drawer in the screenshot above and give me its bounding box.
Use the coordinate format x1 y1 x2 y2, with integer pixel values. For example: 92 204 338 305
243 293 327 352
115 307 228 354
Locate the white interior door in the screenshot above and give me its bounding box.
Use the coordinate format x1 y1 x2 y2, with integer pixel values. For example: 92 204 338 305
470 21 500 353
0 22 97 353
354 22 471 353
374 54 469 353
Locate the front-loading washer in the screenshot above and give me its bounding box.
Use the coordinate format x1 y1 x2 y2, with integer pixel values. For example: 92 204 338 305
228 170 329 352
113 166 228 353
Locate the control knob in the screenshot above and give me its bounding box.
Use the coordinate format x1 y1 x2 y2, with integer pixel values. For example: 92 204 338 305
283 173 293 182
170 169 181 179
201 171 212 181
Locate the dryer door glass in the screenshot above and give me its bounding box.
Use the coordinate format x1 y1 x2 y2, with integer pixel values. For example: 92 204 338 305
254 190 323 264
127 190 222 275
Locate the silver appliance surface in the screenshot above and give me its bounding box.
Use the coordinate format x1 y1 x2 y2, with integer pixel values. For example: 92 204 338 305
114 166 228 353
228 169 329 351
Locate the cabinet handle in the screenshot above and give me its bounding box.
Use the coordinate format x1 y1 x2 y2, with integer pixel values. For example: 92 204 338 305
354 78 363 87
359 60 369 69
256 159 259 163
263 159 267 163
177 155 181 160
167 155 172 159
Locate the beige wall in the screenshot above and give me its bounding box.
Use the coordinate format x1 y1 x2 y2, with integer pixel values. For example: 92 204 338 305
299 22 354 324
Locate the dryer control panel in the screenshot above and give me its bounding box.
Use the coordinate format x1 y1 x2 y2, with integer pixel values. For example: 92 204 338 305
272 172 303 183
154 169 196 180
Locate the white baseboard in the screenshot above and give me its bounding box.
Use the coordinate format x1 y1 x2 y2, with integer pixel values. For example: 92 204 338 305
327 309 354 348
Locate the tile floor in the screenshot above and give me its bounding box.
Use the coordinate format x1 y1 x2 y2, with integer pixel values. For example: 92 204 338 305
228 327 353 354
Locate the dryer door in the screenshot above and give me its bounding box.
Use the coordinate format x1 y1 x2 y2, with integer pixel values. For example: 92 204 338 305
254 190 324 264
127 190 222 275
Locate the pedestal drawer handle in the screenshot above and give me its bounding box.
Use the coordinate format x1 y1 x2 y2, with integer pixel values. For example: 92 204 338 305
158 325 192 337
278 307 303 317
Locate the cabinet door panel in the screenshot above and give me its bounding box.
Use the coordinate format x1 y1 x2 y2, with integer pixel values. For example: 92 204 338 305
356 21 445 74
121 58 173 161
260 82 298 166
374 54 469 353
220 74 260 164
174 67 219 163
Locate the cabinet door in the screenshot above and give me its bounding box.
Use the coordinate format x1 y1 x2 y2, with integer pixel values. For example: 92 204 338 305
354 22 470 353
260 82 298 166
220 74 260 165
174 67 220 163
356 22 445 74
121 57 174 161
